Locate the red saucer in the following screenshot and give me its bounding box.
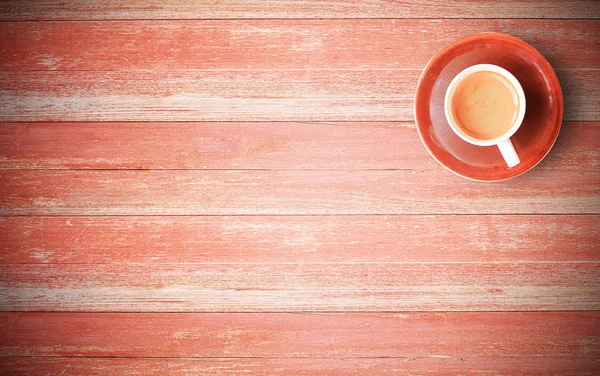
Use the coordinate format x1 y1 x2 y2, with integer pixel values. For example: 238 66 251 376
415 33 563 181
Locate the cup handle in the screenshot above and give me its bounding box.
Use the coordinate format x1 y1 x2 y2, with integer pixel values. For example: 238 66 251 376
497 139 520 168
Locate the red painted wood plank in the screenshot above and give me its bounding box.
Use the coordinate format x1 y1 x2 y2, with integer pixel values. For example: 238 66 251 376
1 215 598 264
0 121 433 170
0 70 597 122
0 0 597 20
1 357 599 376
1 312 598 357
1 20 598 70
1 170 598 215
1 262 598 311
0 122 596 170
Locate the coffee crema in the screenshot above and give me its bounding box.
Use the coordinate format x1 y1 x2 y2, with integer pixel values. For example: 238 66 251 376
450 71 520 140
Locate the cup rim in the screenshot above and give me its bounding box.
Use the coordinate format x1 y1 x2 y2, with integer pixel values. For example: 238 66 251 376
444 64 526 147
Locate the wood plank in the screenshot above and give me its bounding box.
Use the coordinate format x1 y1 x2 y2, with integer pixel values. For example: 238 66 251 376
0 69 414 122
1 357 599 376
2 20 598 70
0 0 598 20
1 312 598 357
1 70 596 122
1 215 598 264
0 121 438 170
0 169 598 215
1 262 598 311
0 121 596 170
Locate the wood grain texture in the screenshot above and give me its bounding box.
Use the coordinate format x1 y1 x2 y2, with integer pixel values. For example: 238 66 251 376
0 122 597 170
2 20 599 70
0 2 598 373
0 70 597 122
1 357 599 376
1 215 598 264
0 0 598 20
0 121 435 170
2 262 599 311
1 169 598 215
1 312 599 357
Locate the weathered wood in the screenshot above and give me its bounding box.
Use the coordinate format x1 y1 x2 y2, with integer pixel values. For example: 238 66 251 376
0 121 435 170
1 312 599 356
0 122 596 170
0 70 597 122
1 169 598 215
0 3 597 374
0 0 598 20
1 357 599 376
1 20 598 70
1 262 598 311
1 215 598 264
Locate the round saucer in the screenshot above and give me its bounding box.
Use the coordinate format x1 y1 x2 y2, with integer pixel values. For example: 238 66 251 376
414 33 563 181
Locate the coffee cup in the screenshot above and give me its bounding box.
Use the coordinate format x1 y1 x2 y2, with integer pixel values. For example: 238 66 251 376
444 64 526 167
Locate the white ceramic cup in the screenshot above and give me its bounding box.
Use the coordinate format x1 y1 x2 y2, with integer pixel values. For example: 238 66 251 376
444 64 526 168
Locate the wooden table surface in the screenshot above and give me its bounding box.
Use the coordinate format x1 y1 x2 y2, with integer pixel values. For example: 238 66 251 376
0 1 599 375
